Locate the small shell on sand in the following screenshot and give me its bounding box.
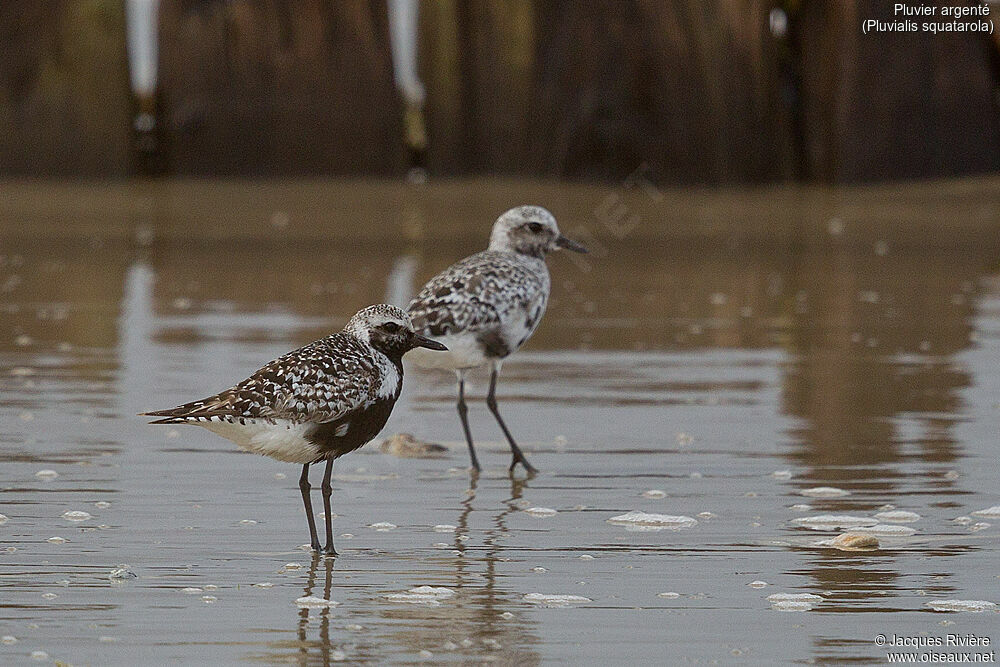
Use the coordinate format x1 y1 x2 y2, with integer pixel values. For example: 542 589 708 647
828 532 880 550
379 433 448 459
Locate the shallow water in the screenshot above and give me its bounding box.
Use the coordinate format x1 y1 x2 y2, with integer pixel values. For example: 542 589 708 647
1 178 999 664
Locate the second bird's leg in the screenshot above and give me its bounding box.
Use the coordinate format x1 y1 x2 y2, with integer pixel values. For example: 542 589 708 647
299 463 321 552
456 370 481 472
321 458 337 556
486 364 538 474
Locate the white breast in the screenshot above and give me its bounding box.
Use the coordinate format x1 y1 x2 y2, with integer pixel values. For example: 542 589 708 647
199 417 321 464
375 356 402 399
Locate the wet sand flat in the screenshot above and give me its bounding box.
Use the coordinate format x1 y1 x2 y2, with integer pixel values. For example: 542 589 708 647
0 178 999 664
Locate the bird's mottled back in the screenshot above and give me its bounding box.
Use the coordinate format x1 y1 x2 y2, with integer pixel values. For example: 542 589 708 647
407 250 550 340
146 333 385 426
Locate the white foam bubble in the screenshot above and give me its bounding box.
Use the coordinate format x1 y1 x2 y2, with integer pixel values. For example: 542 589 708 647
791 515 878 531
642 489 667 499
0 514 7 525
109 565 136 580
768 592 822 611
433 524 457 533
94 501 111 509
201 595 217 603
181 587 202 594
524 507 557 517
771 470 793 479
873 510 920 523
253 582 273 588
41 593 58 600
749 581 768 589
385 586 454 605
607 511 697 530
35 470 59 480
657 591 680 599
850 524 917 537
46 537 67 544
799 487 850 498
925 600 996 613
523 593 591 607
0 636 16 645
767 593 823 602
295 596 339 608
971 506 1000 518
61 510 92 522
369 522 397 531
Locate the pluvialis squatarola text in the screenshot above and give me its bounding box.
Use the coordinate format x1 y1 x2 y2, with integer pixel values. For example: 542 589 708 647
142 304 447 555
406 205 587 473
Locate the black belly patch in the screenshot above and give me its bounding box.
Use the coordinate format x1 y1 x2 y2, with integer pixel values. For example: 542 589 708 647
478 329 511 358
306 398 396 460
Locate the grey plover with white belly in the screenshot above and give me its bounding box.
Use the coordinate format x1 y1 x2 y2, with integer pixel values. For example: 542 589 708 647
406 205 587 473
141 304 447 555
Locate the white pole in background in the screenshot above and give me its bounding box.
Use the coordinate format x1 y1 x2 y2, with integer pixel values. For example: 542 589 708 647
125 0 162 166
388 0 428 179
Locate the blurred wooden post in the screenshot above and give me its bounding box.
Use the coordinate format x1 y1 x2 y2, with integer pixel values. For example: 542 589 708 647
125 0 165 174
388 0 427 178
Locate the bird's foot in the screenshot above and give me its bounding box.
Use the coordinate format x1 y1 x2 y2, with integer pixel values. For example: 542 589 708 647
509 456 538 475
321 545 338 557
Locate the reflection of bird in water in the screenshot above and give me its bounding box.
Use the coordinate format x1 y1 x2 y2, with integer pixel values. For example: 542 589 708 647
296 553 337 662
141 305 447 555
407 206 588 473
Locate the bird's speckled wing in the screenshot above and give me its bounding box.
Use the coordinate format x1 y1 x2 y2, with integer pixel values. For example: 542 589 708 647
143 334 380 425
407 251 548 337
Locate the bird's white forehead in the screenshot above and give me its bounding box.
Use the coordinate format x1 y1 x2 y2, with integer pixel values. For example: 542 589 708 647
347 304 412 330
495 205 558 231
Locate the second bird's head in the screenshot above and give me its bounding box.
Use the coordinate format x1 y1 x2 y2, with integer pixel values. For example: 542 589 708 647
488 205 588 259
345 305 447 356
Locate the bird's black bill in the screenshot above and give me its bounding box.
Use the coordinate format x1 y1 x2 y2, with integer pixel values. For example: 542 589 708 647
556 235 588 253
412 334 448 351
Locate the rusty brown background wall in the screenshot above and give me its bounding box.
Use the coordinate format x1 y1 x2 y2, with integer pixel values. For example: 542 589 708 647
0 0 997 183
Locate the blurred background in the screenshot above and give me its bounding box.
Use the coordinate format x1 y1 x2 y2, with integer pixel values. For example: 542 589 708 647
2 3 1000 664
1 0 998 182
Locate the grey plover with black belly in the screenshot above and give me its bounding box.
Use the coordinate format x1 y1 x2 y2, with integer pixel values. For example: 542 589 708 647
406 205 587 473
142 304 447 555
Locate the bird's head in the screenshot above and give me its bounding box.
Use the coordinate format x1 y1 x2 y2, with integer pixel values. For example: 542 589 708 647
487 205 588 259
345 304 447 357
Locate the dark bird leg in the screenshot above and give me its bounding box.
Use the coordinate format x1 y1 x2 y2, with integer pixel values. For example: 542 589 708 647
299 463 321 552
486 363 537 474
456 370 481 472
321 458 337 556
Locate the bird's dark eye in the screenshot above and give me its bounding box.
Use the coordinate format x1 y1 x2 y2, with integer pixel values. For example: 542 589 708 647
382 322 402 334
526 222 544 233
